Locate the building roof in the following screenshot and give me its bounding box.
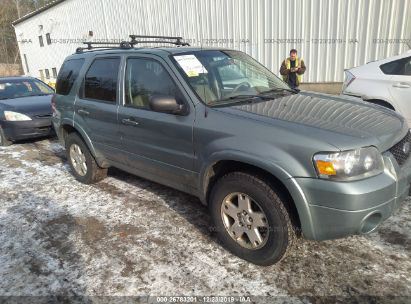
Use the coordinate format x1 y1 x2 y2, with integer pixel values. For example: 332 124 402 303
12 0 66 26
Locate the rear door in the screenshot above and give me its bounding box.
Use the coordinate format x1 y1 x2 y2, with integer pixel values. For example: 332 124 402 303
117 54 197 190
53 58 85 135
74 56 122 159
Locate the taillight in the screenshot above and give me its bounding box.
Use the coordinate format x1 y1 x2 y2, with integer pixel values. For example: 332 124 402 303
342 70 356 92
51 94 57 113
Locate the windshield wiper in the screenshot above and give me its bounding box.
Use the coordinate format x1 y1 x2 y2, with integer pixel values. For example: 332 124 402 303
259 87 299 96
0 94 49 100
29 93 51 97
216 94 272 103
209 94 277 107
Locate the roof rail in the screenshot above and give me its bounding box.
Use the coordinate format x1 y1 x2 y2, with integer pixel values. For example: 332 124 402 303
76 41 133 53
129 35 190 46
75 35 190 53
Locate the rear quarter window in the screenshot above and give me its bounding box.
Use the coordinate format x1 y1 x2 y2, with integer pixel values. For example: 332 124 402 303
380 56 411 75
56 58 85 95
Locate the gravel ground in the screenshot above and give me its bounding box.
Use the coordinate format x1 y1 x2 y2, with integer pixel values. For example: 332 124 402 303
0 138 410 303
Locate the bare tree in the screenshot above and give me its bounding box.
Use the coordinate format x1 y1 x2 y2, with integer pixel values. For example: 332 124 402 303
0 0 53 72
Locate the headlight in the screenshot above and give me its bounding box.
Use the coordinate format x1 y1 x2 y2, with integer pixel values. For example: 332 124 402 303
4 111 32 121
313 147 384 181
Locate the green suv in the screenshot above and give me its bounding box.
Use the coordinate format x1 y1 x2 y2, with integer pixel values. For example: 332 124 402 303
52 36 411 265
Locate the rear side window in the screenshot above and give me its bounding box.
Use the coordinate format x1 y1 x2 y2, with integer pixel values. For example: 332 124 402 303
83 58 120 103
56 59 85 95
380 56 411 75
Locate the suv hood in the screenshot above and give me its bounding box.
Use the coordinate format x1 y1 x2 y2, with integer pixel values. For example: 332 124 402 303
215 91 407 152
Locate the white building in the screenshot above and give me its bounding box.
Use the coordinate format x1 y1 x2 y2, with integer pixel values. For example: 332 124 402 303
13 0 411 86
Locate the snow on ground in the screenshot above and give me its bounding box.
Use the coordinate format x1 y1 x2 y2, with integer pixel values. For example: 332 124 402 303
0 138 410 301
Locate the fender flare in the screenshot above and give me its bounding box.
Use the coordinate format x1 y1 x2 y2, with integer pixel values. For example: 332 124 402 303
199 150 315 238
362 97 396 111
60 118 109 168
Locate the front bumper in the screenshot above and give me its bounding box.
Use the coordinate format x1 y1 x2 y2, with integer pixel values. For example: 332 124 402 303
287 152 411 240
1 118 54 142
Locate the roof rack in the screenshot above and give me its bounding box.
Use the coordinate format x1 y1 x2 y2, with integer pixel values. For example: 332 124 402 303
76 35 190 53
129 35 190 46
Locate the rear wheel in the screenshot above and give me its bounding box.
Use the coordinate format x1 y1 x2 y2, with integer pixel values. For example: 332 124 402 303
65 133 107 184
209 172 296 265
0 127 11 146
367 99 395 111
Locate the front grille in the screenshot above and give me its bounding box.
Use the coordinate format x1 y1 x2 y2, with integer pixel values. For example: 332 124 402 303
389 132 411 166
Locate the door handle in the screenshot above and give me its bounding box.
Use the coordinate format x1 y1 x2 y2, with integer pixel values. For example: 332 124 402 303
393 83 410 88
121 118 140 126
78 109 90 116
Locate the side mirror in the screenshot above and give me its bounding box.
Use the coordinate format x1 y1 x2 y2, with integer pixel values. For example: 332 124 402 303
149 95 187 115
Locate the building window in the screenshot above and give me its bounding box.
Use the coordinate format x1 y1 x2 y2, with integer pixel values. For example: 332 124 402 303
45 69 50 79
39 70 44 81
46 33 51 45
23 54 29 72
52 67 57 78
39 35 44 47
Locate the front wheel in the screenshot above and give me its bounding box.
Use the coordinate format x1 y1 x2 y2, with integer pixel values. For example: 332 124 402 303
209 172 297 265
65 133 107 184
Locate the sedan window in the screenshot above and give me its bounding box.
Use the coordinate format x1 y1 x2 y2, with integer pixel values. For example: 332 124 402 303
380 56 411 76
405 61 411 76
0 79 54 100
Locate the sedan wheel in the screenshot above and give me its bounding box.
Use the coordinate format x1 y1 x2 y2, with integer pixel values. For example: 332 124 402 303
0 127 11 146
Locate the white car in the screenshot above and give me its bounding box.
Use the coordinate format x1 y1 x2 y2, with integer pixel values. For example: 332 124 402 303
341 50 411 126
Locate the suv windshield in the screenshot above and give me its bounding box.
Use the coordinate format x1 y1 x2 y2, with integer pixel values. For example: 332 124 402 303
173 50 293 106
0 79 54 100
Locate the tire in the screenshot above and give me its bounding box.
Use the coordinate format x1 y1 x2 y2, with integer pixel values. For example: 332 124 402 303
65 133 107 184
0 127 12 146
209 172 296 265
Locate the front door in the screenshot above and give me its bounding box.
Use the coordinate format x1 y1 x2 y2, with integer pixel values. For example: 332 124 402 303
117 55 197 191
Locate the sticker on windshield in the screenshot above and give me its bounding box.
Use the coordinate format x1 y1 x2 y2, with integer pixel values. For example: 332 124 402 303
174 55 208 77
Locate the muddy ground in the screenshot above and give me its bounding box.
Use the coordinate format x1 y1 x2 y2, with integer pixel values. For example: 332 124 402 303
0 138 410 303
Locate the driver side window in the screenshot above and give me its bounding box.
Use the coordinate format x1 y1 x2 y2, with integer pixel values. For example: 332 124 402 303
125 58 183 109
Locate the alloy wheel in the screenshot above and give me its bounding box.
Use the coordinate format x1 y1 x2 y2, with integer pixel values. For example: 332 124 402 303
220 192 269 250
69 144 87 176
